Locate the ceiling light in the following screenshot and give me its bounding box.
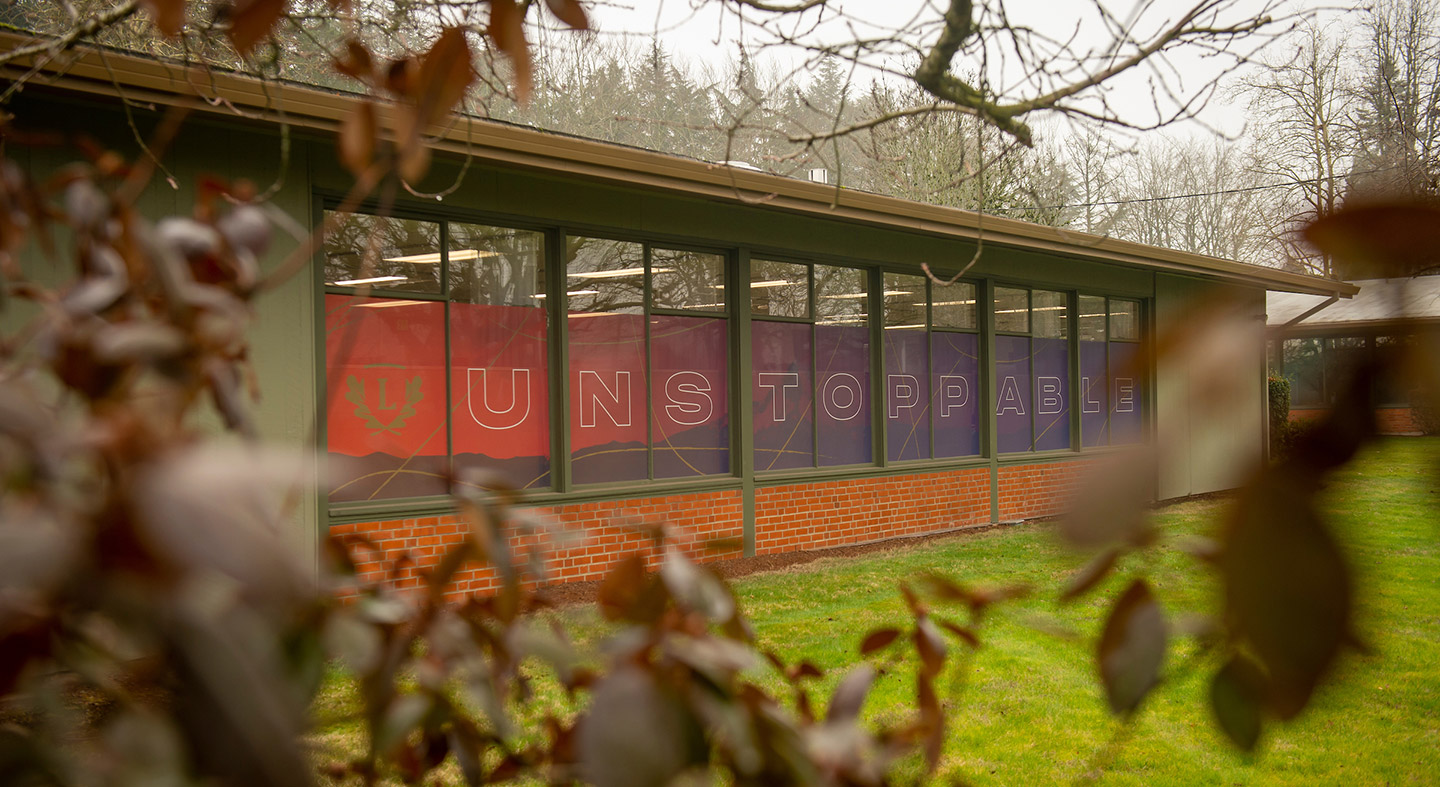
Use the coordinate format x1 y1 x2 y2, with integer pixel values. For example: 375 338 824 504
568 266 670 279
748 280 796 289
354 299 428 309
931 299 976 307
818 293 870 300
333 276 408 286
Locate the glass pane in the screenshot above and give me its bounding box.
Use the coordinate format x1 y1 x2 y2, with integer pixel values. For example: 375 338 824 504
652 248 725 311
1325 337 1368 405
1110 300 1140 341
566 237 644 314
324 211 442 294
568 312 648 484
815 265 868 324
1374 334 1413 405
816 322 872 466
1080 338 1109 447
652 316 730 478
932 281 977 330
753 321 814 470
996 335 1032 453
931 332 980 457
1033 336 1071 450
994 287 1029 333
451 302 550 491
1283 338 1323 407
751 260 809 318
1079 295 1107 341
1110 341 1142 444
325 294 448 502
448 224 545 306
885 323 929 461
1033 290 1068 339
883 273 926 328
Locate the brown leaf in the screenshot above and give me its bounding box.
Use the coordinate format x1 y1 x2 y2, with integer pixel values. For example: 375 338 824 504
898 581 924 616
333 39 374 84
578 668 697 787
790 661 824 680
397 133 432 184
223 0 289 57
1060 547 1120 603
1220 471 1353 720
544 0 590 30
1210 654 1266 752
596 553 646 622
917 674 943 771
935 618 980 649
1097 579 1167 716
912 618 947 679
1304 202 1440 279
385 57 418 97
859 627 901 656
415 27 476 127
488 0 533 104
142 0 187 37
338 102 377 177
826 664 875 723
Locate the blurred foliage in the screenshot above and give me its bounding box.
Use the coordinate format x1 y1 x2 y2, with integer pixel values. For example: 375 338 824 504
2 3 1439 785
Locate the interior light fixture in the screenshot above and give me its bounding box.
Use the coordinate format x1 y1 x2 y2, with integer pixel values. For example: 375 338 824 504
332 276 408 286
382 249 502 265
354 299 428 309
1078 313 1109 318
818 293 872 300
931 299 976 306
884 323 926 330
747 280 796 289
568 266 670 279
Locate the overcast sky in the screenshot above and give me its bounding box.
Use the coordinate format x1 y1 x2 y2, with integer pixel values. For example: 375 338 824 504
575 0 1357 141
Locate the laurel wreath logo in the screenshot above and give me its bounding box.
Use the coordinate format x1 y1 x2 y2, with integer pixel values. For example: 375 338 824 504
345 374 423 435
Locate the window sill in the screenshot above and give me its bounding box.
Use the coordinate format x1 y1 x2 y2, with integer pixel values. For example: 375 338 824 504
326 477 745 525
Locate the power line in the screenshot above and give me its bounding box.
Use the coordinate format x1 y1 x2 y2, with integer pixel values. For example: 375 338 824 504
1040 165 1404 211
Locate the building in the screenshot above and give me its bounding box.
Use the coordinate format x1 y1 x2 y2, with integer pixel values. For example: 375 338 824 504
3 38 1357 595
1268 277 1440 435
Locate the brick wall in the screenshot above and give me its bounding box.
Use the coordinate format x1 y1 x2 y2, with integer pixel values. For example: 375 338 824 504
332 490 743 599
997 460 1094 522
752 468 991 555
333 459 1114 599
1291 406 1423 435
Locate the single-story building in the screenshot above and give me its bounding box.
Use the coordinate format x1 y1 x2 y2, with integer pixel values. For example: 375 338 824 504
3 37 1356 595
1268 277 1440 435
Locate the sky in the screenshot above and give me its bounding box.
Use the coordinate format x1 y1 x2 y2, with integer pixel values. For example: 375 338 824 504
574 0 1357 142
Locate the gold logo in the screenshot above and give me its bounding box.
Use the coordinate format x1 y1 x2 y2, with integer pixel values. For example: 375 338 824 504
345 374 423 435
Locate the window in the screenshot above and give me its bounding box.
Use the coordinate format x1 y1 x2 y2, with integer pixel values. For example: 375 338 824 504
881 274 983 461
324 212 550 503
1107 299 1143 444
753 262 872 470
566 239 731 485
994 287 1071 453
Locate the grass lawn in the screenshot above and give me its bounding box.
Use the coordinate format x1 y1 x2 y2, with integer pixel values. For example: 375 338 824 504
314 438 1440 784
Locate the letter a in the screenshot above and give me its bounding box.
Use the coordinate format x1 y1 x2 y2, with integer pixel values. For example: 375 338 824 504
996 376 1025 415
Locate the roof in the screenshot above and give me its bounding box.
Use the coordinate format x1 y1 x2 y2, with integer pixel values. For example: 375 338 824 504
1267 277 1440 332
1 32 1358 299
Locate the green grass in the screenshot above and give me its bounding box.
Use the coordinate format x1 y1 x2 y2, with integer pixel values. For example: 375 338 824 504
314 438 1440 785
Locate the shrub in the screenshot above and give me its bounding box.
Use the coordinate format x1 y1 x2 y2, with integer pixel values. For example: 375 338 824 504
1268 376 1294 458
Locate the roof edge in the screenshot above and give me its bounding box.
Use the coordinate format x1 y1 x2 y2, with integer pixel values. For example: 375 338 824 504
0 33 1358 299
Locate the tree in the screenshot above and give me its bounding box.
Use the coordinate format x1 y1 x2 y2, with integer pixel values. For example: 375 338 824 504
1349 0 1440 204
1239 21 1356 277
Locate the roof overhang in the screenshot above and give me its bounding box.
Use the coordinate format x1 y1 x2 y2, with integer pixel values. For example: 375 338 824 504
1 32 1358 299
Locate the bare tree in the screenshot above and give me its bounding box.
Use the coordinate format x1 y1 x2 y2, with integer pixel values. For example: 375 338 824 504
1349 0 1440 203
1239 21 1356 277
